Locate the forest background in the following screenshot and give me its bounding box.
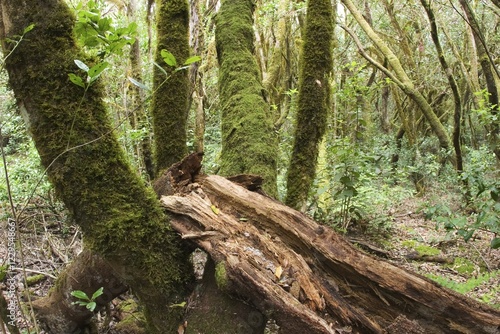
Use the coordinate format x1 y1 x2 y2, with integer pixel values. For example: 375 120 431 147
1 0 500 332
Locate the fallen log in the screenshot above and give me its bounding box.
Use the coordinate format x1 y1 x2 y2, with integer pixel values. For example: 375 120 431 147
157 156 500 334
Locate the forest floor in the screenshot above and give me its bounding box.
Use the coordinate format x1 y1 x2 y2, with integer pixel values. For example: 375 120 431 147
0 191 499 333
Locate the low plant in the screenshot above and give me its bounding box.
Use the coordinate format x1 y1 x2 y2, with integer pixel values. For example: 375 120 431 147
71 287 104 312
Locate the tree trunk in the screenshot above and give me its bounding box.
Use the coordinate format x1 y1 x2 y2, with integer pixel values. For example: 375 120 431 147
151 0 191 174
215 0 278 197
421 0 464 174
285 0 334 210
0 1 193 332
126 0 155 180
158 157 500 334
458 0 500 160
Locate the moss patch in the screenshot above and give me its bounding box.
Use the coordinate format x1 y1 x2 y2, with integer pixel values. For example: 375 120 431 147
449 257 476 275
214 262 228 290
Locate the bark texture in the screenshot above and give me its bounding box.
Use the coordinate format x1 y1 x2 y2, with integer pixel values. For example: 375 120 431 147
158 157 500 334
151 0 191 174
0 1 192 332
215 0 278 197
285 0 334 210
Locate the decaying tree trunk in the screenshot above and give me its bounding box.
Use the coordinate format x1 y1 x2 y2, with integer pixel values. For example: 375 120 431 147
158 153 500 334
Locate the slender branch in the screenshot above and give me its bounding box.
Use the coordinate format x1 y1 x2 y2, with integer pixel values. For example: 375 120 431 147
338 23 404 87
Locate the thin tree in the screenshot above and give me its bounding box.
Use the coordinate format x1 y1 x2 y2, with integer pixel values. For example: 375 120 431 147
421 0 464 174
285 0 334 210
151 0 191 174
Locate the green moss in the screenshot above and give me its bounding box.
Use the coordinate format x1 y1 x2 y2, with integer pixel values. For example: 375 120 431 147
449 257 476 275
402 240 440 256
285 0 334 209
426 270 500 296
214 262 228 290
151 0 190 174
414 245 441 256
401 240 416 248
26 274 46 286
0 265 7 282
216 0 278 197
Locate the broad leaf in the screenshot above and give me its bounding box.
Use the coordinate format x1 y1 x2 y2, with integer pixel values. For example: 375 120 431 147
74 59 89 72
86 301 97 311
91 287 104 300
161 49 177 67
68 73 85 88
88 62 109 81
491 237 500 249
183 55 201 65
71 290 89 301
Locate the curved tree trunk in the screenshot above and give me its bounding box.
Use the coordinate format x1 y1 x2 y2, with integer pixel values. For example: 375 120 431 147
0 1 193 332
151 0 191 174
421 0 464 174
215 0 278 197
341 0 454 160
285 0 334 210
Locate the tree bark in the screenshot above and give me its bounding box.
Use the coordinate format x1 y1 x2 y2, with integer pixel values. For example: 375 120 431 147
158 159 500 334
215 0 278 197
285 0 334 210
151 0 191 174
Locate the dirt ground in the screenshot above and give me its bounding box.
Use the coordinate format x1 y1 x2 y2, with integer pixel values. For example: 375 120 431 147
1 194 499 333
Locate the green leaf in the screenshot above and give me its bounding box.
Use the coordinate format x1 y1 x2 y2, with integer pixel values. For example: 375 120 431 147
23 24 35 34
74 59 89 72
128 77 150 91
86 301 97 311
161 49 177 67
153 61 169 77
68 73 85 88
183 55 201 65
169 301 186 308
210 205 219 215
91 287 104 300
88 62 109 81
71 290 90 301
491 238 500 249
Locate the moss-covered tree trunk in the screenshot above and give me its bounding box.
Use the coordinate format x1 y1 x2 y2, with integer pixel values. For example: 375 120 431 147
458 0 500 161
151 0 191 174
285 0 333 210
0 1 192 332
215 0 278 197
126 0 155 180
